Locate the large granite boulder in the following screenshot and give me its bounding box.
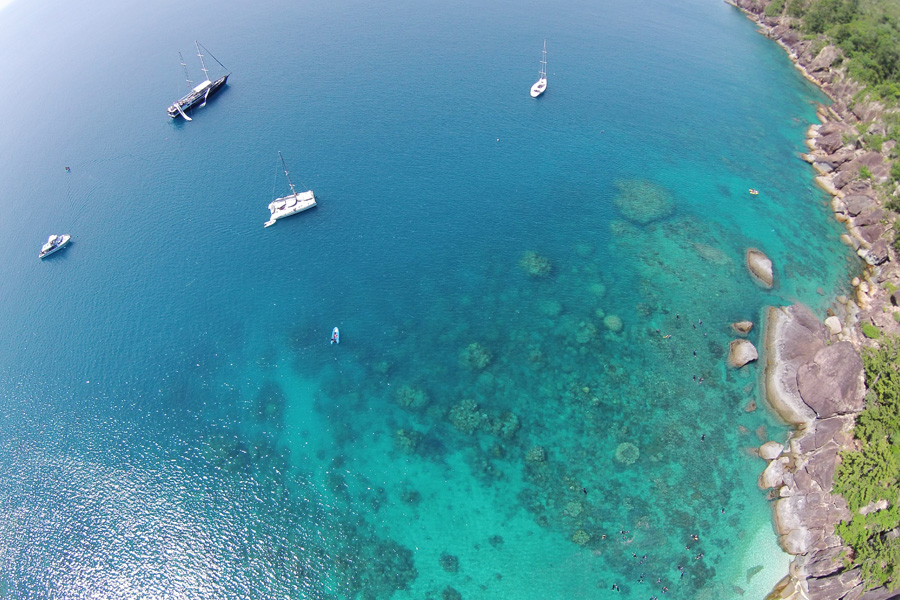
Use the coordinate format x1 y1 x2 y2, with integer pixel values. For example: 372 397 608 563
796 342 866 418
818 132 845 154
843 194 876 217
746 248 775 288
759 458 786 489
764 305 827 426
728 339 758 368
760 441 784 460
806 567 862 600
809 45 841 73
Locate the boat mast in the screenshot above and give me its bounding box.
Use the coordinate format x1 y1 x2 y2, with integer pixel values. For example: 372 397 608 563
540 40 547 79
195 40 210 83
279 152 298 196
179 52 193 90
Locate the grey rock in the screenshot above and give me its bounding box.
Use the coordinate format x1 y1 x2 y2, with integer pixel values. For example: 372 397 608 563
807 445 839 491
764 305 827 426
760 458 786 489
809 45 841 72
804 546 844 578
807 568 862 600
858 223 886 244
864 239 890 266
818 132 845 154
854 208 885 227
859 585 900 600
797 342 866 418
843 194 876 217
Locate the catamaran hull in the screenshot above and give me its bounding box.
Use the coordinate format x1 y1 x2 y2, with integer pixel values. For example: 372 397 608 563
264 191 317 227
168 74 229 119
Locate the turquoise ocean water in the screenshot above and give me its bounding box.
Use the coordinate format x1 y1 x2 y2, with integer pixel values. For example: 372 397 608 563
0 0 855 598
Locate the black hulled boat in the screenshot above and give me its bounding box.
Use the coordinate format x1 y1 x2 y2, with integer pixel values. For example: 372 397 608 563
167 42 230 121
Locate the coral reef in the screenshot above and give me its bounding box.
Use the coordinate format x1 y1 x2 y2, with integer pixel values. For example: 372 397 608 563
572 529 591 545
525 445 546 462
615 442 640 465
394 428 423 453
612 179 675 224
460 342 493 370
563 501 583 518
603 314 623 332
442 587 462 600
489 411 520 438
394 385 429 410
449 399 485 434
439 552 459 573
519 251 552 277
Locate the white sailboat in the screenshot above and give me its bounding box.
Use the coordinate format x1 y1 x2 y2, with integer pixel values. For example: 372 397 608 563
264 152 316 228
530 40 548 98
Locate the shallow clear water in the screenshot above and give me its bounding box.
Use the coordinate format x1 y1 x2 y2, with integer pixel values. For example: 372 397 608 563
0 0 854 598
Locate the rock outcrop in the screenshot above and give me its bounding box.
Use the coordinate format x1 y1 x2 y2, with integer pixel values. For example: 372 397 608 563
728 339 758 368
746 248 775 288
725 2 900 598
761 305 871 600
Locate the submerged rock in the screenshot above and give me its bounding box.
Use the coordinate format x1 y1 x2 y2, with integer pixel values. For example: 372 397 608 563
732 321 754 335
728 339 758 368
745 248 774 288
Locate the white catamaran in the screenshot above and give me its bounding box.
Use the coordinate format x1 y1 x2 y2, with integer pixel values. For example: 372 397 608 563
264 152 317 228
530 40 548 98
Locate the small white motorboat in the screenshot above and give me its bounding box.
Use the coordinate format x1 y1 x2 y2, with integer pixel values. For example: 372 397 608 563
330 327 340 345
39 234 71 259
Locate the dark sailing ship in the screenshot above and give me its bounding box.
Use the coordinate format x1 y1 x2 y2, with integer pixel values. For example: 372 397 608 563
167 42 230 121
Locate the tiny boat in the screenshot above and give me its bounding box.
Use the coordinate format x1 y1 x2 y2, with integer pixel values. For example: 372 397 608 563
749 189 759 195
39 234 71 259
330 327 340 345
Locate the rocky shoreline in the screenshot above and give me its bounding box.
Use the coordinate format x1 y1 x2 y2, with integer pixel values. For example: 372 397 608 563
726 2 900 599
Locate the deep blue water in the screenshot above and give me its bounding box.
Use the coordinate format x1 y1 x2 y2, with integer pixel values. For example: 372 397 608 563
0 0 854 598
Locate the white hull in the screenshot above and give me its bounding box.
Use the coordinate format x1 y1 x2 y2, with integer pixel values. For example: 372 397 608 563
530 40 547 98
264 190 316 227
331 327 340 344
39 234 71 259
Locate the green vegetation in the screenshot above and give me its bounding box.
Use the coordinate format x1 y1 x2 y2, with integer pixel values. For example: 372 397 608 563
772 0 900 97
834 338 900 591
766 0 786 17
862 322 883 338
